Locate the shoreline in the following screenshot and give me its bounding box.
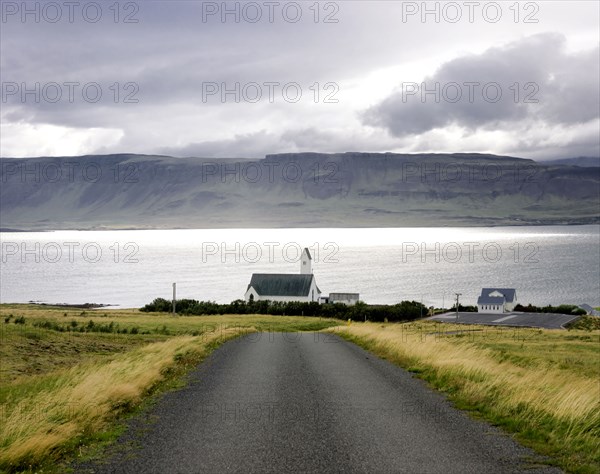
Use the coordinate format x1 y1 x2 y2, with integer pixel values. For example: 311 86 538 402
26 302 115 309
1 221 599 233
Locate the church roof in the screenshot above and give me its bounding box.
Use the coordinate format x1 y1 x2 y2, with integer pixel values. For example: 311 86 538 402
303 248 312 260
247 273 317 297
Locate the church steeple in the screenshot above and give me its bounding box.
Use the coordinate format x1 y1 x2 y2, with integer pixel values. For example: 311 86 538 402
300 247 312 274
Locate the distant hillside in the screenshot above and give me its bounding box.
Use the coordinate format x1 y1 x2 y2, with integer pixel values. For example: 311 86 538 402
1 152 599 230
537 157 600 167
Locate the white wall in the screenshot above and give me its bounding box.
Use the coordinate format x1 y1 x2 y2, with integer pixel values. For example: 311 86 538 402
477 304 504 314
244 279 321 303
252 295 312 303
331 297 359 306
300 249 312 275
244 287 259 302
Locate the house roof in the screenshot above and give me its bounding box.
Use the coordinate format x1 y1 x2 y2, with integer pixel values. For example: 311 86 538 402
330 293 360 299
247 273 318 297
303 248 312 260
478 288 516 305
579 304 600 316
477 295 505 305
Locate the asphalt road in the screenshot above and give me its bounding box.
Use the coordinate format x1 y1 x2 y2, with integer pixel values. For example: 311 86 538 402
78 333 562 474
427 312 580 329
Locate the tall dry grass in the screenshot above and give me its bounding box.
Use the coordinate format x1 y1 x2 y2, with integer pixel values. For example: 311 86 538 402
0 327 248 471
333 323 600 473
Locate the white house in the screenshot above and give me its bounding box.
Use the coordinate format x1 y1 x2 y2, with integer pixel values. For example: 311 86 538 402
477 288 518 314
244 248 321 303
329 293 360 305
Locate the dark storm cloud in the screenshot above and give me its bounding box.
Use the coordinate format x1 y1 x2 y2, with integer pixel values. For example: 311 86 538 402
363 33 599 137
0 0 362 126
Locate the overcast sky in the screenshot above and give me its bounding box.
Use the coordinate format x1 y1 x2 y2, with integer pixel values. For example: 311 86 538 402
1 0 598 159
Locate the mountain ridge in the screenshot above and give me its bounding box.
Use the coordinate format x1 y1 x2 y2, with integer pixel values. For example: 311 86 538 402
1 152 598 230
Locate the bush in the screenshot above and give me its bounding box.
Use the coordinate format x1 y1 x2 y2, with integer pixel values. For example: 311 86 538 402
33 320 64 332
514 304 587 315
140 297 428 323
450 304 478 312
33 319 127 334
140 298 172 312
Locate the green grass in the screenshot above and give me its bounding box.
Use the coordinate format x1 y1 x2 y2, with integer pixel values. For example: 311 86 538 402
0 304 339 335
567 316 600 331
0 323 165 386
467 333 600 380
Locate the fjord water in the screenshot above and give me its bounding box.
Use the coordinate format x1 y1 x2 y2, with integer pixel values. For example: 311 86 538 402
1 226 598 309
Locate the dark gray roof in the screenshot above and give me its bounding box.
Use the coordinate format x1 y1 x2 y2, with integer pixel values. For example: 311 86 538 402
303 248 312 260
330 293 360 299
579 304 600 316
478 288 517 305
247 273 316 297
477 296 505 305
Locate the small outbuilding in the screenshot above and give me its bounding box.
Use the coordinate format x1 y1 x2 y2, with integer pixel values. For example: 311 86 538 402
329 293 360 305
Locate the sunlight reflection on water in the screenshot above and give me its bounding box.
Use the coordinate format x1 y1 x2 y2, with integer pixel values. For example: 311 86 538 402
1 225 598 308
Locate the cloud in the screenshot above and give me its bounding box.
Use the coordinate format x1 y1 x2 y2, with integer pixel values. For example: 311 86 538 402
1 2 599 159
0 122 123 158
156 127 398 159
158 131 283 159
363 33 599 137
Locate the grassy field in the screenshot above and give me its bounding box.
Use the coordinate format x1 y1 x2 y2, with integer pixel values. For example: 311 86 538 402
1 304 599 473
330 321 600 474
0 304 340 472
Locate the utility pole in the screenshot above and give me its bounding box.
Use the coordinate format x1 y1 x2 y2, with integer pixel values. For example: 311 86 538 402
454 293 461 322
172 282 176 316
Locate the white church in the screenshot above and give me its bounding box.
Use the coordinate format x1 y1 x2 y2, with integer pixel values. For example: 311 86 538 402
244 248 322 303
